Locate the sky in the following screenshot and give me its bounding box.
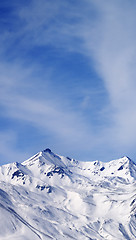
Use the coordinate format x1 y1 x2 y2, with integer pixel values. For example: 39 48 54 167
1 0 136 164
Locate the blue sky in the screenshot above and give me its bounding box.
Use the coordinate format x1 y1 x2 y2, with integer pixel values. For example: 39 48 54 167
1 0 136 164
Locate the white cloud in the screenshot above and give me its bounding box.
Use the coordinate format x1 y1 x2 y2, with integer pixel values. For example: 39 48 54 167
64 0 136 150
0 60 96 161
90 1 136 147
1 0 136 162
0 130 29 164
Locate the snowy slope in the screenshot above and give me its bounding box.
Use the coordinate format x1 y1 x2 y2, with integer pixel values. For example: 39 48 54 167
0 148 136 240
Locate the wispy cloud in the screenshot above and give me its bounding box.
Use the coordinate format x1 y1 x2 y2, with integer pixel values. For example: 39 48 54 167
0 60 96 162
83 0 136 148
0 130 29 165
0 0 136 163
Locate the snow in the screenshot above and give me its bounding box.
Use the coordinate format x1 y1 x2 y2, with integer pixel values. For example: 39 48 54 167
0 149 136 239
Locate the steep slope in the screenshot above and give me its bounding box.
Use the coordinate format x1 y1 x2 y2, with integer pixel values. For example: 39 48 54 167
0 148 136 239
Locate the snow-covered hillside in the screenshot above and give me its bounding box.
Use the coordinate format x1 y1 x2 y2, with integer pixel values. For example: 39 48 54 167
0 148 136 239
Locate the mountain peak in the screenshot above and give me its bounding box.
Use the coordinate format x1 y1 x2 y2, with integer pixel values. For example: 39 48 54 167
0 150 136 239
121 155 132 162
42 148 52 154
118 155 136 167
22 148 67 170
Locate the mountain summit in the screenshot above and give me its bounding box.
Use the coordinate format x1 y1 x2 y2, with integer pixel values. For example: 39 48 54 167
0 149 136 239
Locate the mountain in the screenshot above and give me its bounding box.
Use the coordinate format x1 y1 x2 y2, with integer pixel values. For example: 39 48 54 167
0 148 136 239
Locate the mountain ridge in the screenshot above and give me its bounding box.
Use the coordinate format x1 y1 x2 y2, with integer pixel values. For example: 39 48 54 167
0 148 136 239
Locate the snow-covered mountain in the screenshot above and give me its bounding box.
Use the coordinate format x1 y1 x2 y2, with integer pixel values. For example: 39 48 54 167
0 148 136 239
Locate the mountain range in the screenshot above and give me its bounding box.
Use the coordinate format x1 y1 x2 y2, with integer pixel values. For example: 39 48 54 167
0 148 136 240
